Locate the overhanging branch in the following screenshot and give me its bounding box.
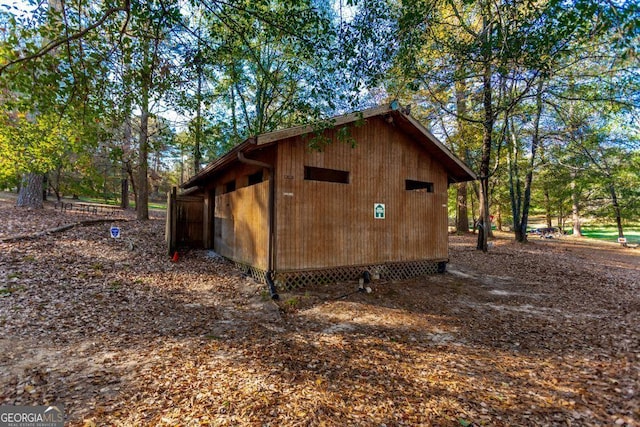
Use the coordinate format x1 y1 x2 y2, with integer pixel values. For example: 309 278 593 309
0 1 131 76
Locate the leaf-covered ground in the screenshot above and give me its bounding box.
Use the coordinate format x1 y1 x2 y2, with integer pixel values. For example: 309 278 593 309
0 196 638 426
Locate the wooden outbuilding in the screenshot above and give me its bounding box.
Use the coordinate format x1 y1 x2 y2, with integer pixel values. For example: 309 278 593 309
166 103 476 289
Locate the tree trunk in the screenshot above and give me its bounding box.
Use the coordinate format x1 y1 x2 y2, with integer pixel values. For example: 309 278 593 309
126 164 137 207
571 174 582 236
137 103 150 220
136 72 150 220
230 85 238 140
477 92 492 250
515 80 544 243
609 182 625 241
42 173 48 201
121 120 131 209
17 173 44 209
121 179 129 209
470 181 479 233
507 117 523 241
454 72 470 233
477 179 489 251
456 183 469 233
194 55 203 174
52 165 62 201
558 202 565 232
17 0 59 210
544 187 552 228
476 12 493 252
120 45 133 210
179 142 185 185
135 32 156 221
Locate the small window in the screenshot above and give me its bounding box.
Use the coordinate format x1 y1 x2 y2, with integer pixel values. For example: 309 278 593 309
406 179 434 192
248 170 264 186
224 180 236 193
304 166 350 184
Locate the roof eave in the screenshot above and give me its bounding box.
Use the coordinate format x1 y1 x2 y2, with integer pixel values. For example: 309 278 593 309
393 111 477 182
181 138 257 189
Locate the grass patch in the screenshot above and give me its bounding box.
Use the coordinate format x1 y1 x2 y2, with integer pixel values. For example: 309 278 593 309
0 285 25 295
78 196 166 210
108 280 123 291
284 297 299 308
578 225 640 244
77 196 120 206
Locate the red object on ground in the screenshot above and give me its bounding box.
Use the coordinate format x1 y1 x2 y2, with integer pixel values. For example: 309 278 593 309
171 251 179 262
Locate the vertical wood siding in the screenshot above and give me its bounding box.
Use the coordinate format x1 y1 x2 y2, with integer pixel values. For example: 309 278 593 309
176 195 204 248
275 116 449 271
214 181 269 269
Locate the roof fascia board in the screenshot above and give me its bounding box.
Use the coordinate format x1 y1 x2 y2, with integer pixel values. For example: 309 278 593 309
400 113 477 180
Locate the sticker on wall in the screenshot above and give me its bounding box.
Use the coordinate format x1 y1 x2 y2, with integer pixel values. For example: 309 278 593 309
374 203 385 219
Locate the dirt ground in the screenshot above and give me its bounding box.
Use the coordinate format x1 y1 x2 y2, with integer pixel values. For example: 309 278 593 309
0 196 638 426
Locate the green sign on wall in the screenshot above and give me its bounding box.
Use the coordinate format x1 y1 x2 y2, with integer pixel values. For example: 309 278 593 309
374 203 385 219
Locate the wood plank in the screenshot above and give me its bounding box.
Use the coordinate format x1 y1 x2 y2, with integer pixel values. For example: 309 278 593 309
274 116 450 271
214 181 269 269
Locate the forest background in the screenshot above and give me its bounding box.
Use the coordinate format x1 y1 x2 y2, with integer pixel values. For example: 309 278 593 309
1 0 638 247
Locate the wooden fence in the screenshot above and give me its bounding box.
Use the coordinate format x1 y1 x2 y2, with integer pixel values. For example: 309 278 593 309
166 187 204 255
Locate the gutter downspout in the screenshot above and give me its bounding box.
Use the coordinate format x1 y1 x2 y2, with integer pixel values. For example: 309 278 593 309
237 151 279 300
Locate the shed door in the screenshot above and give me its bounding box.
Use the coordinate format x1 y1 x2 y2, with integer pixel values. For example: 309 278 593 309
177 196 204 247
167 189 204 254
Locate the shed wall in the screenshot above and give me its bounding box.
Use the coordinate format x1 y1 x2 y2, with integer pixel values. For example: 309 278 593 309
214 180 270 269
274 116 449 272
